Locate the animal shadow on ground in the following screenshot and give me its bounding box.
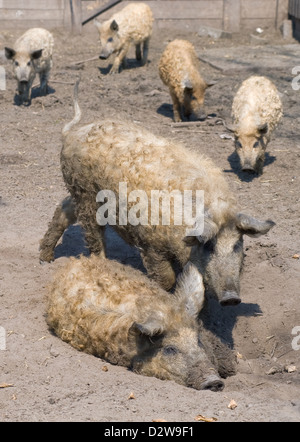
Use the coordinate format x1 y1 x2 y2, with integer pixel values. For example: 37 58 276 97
98 59 151 76
157 102 173 120
13 85 56 106
54 224 146 271
225 151 277 182
200 296 262 349
53 225 258 350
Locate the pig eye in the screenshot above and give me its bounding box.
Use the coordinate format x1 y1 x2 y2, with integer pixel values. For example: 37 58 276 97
14 61 19 66
163 345 178 356
27 61 31 66
233 241 242 253
107 37 113 43
235 141 242 149
253 141 260 148
197 337 204 348
204 240 215 252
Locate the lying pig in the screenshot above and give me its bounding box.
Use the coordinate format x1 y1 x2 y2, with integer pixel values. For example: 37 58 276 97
39 81 275 307
159 39 215 122
47 254 232 391
5 28 54 104
95 2 153 73
230 76 283 174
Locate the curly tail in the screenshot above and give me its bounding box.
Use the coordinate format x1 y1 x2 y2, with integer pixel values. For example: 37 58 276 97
62 78 82 136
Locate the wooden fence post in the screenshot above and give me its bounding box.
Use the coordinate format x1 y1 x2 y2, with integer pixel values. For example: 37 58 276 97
224 0 241 33
64 0 82 34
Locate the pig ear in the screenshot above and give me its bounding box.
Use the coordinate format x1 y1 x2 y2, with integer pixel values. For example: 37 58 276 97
5 47 16 60
236 213 275 237
110 20 119 32
257 122 268 135
132 315 165 337
31 49 43 60
175 262 205 317
223 121 237 133
183 213 218 246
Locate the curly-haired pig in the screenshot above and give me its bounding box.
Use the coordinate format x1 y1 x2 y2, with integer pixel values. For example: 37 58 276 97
39 81 275 307
159 39 215 122
5 27 54 104
95 2 153 73
230 76 283 174
47 255 235 391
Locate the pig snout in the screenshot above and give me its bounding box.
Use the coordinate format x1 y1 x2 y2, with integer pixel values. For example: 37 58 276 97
188 371 224 392
220 290 241 306
193 107 207 121
241 161 256 173
199 375 225 392
219 277 241 307
18 80 28 94
99 49 111 60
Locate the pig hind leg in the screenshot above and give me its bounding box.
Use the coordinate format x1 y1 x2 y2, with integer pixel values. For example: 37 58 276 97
142 38 150 65
39 196 77 263
141 249 176 291
75 192 106 257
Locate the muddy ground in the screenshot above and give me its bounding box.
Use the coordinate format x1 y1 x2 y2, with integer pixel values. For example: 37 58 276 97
0 23 299 422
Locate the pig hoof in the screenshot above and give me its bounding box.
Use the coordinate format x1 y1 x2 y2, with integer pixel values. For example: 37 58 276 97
220 291 241 307
200 375 224 392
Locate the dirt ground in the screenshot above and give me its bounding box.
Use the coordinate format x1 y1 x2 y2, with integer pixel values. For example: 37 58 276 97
0 23 299 422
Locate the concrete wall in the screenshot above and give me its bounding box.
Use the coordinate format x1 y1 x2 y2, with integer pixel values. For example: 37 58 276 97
0 0 289 32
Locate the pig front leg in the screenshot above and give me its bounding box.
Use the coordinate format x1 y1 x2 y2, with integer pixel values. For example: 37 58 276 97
170 90 182 122
110 43 130 74
18 77 34 105
39 70 50 96
136 43 142 61
141 249 176 291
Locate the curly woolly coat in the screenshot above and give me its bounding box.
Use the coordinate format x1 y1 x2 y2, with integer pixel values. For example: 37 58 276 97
40 81 275 304
231 75 283 173
5 28 54 102
96 2 153 73
159 39 212 122
47 254 235 388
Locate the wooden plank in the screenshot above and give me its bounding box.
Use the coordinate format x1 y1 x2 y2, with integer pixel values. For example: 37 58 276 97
241 18 276 29
241 0 277 19
224 0 241 32
276 0 289 28
82 0 122 25
156 19 224 32
70 0 82 33
0 9 64 20
0 19 64 29
146 1 224 20
0 0 64 9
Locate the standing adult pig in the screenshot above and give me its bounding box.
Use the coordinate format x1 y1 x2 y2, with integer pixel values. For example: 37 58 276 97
47 255 230 391
39 81 276 307
95 3 153 74
230 76 283 174
159 39 214 122
5 28 54 105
